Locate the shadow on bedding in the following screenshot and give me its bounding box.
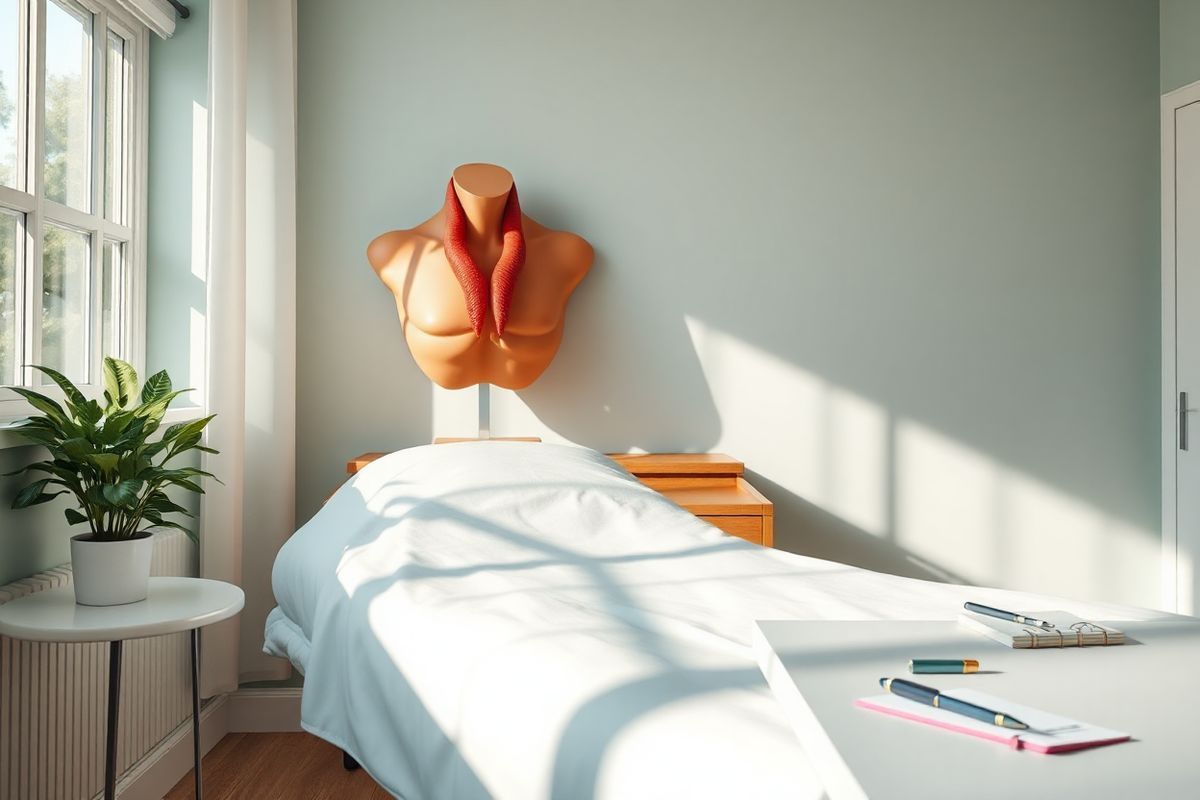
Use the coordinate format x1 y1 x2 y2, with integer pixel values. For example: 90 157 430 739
318 478 784 798
320 483 985 799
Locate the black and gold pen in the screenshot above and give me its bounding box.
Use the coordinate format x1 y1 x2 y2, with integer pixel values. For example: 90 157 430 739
880 677 1029 730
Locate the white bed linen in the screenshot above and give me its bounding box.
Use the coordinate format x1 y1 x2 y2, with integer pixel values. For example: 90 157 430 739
265 442 1165 800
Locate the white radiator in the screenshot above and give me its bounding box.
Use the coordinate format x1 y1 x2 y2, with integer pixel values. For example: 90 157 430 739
0 530 198 800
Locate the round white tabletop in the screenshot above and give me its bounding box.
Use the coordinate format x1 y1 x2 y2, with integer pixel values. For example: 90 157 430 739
0 577 244 642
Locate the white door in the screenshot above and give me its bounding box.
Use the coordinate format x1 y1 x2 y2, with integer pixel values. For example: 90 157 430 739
1166 88 1200 615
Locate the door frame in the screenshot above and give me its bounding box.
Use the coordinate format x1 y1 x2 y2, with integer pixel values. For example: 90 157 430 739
1162 79 1200 614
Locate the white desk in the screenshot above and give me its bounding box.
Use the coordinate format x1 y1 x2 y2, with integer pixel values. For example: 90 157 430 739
754 619 1200 800
0 577 244 800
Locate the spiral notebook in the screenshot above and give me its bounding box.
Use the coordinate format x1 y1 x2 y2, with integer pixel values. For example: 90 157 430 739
854 688 1130 753
959 610 1124 648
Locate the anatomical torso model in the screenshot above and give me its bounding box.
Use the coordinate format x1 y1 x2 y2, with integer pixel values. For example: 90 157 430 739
368 163 593 390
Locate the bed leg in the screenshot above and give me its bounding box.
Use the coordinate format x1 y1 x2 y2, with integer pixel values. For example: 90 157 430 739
342 750 361 771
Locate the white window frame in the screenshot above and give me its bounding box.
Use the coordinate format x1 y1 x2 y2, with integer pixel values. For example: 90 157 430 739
0 0 149 421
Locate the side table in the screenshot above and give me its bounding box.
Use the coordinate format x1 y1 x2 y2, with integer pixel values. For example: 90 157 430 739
0 577 244 799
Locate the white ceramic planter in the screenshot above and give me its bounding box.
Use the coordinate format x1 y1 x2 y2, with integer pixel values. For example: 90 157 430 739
69 533 155 606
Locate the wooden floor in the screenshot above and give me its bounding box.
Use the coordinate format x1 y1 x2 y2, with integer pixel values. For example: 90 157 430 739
165 732 392 799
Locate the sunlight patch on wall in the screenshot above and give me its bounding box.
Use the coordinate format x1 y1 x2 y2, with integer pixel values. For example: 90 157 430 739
685 316 889 537
892 420 1158 601
894 420 1000 581
492 387 569 444
190 101 208 281
432 382 482 440
1177 548 1194 613
433 384 575 444
825 386 889 535
685 317 1159 605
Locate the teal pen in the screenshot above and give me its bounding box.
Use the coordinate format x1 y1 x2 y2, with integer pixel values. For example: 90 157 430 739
908 659 979 674
964 601 1055 630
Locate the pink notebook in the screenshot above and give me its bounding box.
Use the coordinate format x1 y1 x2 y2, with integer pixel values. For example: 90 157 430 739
854 688 1130 754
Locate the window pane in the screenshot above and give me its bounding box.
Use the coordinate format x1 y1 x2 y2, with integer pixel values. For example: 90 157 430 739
43 0 92 211
0 0 19 189
0 209 18 384
41 222 89 382
101 239 120 358
104 31 126 222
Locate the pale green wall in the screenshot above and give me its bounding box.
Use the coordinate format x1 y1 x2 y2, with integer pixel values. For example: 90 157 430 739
1161 0 1200 93
0 6 208 587
296 0 1162 605
0 445 76 585
147 0 208 392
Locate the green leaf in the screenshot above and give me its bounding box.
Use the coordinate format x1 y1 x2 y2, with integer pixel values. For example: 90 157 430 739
101 479 142 507
139 439 170 460
140 370 172 404
166 432 202 460
12 479 67 509
14 416 65 436
84 483 109 505
118 454 150 480
162 476 204 494
159 414 214 445
8 387 72 428
85 453 120 474
102 357 139 411
12 460 83 484
30 365 88 410
133 389 189 423
7 420 66 448
61 437 96 460
64 508 89 526
75 399 103 426
145 490 193 517
156 466 217 481
97 410 138 445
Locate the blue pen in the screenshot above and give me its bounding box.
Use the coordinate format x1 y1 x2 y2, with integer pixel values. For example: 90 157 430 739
880 677 1028 730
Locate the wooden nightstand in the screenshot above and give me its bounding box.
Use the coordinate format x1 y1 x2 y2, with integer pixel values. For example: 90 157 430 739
346 450 774 547
607 454 774 547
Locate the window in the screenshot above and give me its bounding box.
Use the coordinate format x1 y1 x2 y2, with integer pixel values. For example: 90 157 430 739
0 0 146 411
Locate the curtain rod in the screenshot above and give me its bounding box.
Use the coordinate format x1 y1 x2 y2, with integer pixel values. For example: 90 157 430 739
167 0 190 19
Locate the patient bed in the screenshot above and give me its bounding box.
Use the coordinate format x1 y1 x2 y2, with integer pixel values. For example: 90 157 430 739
264 442 1163 799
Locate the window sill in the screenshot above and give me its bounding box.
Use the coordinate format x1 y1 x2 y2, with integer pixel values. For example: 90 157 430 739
0 406 207 451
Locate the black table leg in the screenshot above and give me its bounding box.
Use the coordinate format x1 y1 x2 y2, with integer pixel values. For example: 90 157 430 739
191 627 203 799
105 640 122 800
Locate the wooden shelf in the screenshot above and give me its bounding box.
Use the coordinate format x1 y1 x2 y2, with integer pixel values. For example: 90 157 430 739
609 453 773 547
608 453 744 477
346 452 388 475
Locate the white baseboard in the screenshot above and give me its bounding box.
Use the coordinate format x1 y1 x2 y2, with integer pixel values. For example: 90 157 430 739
106 694 230 800
227 687 304 732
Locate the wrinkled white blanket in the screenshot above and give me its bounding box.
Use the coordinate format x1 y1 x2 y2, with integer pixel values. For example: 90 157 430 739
265 442 1161 800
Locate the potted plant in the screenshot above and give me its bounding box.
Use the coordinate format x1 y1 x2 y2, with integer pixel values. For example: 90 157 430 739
6 357 217 606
